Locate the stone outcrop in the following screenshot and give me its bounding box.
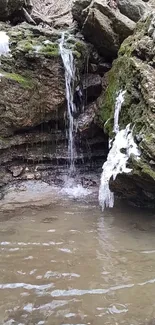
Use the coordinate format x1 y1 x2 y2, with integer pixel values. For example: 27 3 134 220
98 12 155 207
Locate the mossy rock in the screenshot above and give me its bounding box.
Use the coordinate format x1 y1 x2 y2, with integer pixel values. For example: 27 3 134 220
1 71 33 88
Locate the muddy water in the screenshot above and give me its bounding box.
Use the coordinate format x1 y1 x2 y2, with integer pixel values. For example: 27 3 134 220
1 198 155 325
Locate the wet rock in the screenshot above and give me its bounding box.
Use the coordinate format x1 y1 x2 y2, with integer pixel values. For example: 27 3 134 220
77 102 97 136
82 74 102 100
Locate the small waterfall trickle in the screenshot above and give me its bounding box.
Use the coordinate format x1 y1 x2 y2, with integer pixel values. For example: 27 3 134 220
59 33 93 198
113 90 126 134
59 32 76 174
99 91 140 210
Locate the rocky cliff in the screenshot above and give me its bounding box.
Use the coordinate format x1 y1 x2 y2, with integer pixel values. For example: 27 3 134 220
98 11 155 207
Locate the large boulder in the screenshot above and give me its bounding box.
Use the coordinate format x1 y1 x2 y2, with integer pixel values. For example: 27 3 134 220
72 0 136 59
118 0 148 22
98 12 155 207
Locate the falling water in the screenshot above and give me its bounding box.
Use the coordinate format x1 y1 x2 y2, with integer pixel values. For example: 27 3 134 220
59 33 76 173
99 91 140 210
0 31 10 56
113 90 126 134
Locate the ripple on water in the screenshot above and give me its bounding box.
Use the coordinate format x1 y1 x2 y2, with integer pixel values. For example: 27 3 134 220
1 200 155 325
44 271 80 279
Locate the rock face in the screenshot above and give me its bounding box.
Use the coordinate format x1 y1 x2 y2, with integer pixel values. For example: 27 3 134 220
98 12 155 207
72 0 138 59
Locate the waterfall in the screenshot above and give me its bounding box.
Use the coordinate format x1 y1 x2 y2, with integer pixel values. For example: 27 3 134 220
113 90 126 134
59 32 76 173
99 91 140 210
0 31 10 57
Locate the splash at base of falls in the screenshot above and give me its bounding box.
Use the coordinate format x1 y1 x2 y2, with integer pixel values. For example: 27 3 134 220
60 177 92 199
99 124 140 210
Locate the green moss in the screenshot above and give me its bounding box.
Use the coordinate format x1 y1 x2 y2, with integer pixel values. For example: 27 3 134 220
74 41 88 59
16 39 34 53
119 37 133 57
73 50 81 59
98 55 130 135
141 164 155 180
2 71 33 88
132 158 155 181
16 39 59 57
40 43 59 57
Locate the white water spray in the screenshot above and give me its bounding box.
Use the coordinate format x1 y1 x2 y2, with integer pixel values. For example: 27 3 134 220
99 91 140 210
59 33 76 173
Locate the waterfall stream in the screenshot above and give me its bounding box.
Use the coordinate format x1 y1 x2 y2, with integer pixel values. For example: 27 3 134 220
59 33 93 198
59 33 76 174
99 91 140 210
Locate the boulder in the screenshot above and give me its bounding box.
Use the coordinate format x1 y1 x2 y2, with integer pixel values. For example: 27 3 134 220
118 0 148 22
98 12 155 207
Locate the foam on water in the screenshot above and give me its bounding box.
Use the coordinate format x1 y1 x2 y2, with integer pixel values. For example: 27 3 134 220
99 124 140 210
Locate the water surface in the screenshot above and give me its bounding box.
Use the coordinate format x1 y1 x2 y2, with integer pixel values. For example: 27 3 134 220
0 197 155 324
